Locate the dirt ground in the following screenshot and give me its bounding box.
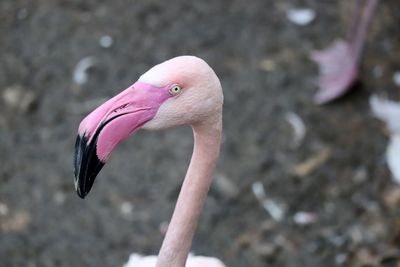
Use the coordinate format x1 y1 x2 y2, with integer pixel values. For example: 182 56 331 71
1 0 400 266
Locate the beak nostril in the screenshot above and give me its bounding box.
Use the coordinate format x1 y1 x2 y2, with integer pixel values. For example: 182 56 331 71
113 103 129 113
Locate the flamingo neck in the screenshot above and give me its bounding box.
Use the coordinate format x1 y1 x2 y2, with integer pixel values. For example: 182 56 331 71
156 115 222 267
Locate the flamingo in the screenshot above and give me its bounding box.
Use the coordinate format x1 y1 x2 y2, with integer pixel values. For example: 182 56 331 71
310 0 379 104
74 56 226 267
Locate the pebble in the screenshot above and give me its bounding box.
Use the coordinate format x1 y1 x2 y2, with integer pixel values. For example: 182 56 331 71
293 211 318 225
393 71 400 86
54 191 66 205
254 243 278 259
259 59 276 72
287 8 316 26
120 201 134 216
99 35 113 48
262 200 286 222
353 166 367 183
214 174 239 199
372 65 383 78
252 181 266 201
351 248 378 266
2 85 37 113
335 253 347 265
0 202 9 216
0 211 31 232
383 186 400 208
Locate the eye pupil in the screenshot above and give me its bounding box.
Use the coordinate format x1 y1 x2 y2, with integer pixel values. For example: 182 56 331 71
169 85 181 96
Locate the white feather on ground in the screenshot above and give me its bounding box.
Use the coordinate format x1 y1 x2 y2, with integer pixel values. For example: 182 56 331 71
123 253 226 267
285 112 306 147
386 135 400 184
370 95 400 134
73 56 97 85
251 181 286 221
370 95 400 183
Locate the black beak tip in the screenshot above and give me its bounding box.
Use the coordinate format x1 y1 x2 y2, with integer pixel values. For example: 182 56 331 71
73 133 105 199
76 187 87 199
74 134 84 179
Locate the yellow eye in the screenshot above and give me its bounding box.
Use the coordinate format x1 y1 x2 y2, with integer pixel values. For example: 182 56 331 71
169 85 182 96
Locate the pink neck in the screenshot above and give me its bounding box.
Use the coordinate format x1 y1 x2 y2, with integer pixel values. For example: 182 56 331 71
156 116 222 267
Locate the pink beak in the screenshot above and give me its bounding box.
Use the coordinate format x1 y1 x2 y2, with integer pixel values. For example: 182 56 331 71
74 81 171 198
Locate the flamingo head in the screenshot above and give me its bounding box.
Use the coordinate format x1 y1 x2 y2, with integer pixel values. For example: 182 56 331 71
74 56 223 198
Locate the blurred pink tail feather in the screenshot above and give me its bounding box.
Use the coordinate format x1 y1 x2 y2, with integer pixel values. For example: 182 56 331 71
310 0 379 104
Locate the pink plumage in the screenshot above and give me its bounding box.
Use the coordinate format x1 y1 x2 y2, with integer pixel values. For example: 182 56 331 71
74 56 225 267
310 0 379 104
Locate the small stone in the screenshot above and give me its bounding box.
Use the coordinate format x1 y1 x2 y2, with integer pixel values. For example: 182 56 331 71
0 202 9 216
372 65 383 78
254 243 278 259
259 59 276 72
120 201 134 216
99 35 113 48
353 166 367 183
235 231 259 248
366 220 387 242
383 187 400 208
54 191 66 205
293 211 318 225
350 248 378 266
2 85 37 113
348 225 364 244
260 220 277 232
287 8 316 26
0 211 31 232
393 71 400 87
252 181 266 201
214 174 239 199
335 253 347 265
262 200 286 222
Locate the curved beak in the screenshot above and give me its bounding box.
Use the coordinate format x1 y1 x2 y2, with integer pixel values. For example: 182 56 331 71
74 82 170 198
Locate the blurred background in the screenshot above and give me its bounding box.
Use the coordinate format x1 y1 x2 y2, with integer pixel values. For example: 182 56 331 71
1 0 399 266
